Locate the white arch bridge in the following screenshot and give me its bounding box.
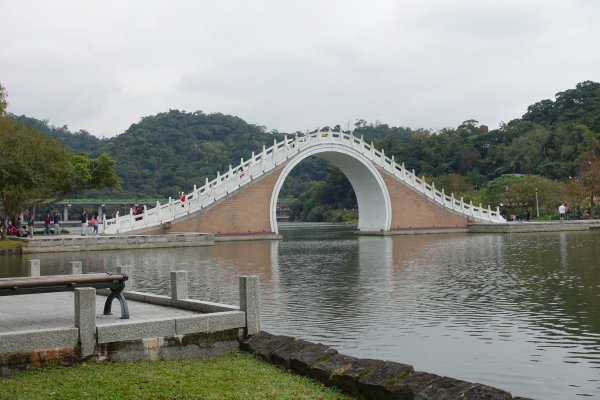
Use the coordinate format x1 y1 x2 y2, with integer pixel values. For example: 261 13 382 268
103 130 505 237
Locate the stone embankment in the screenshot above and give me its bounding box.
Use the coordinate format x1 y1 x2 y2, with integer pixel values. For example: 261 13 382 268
243 331 532 400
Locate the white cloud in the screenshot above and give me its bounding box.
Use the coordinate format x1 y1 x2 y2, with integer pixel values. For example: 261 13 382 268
1 0 599 137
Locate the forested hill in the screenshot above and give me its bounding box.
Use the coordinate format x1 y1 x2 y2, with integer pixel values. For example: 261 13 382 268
12 81 600 208
12 115 101 153
91 110 283 197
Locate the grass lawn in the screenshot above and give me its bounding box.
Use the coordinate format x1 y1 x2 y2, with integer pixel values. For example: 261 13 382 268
0 352 356 400
0 239 21 250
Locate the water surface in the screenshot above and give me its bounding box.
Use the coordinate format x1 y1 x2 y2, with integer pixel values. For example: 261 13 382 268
2 224 599 399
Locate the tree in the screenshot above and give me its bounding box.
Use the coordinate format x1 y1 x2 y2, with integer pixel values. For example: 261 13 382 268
0 118 72 238
0 83 7 116
0 85 121 238
573 154 600 219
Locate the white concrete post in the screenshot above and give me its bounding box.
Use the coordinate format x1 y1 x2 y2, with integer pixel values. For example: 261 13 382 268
170 271 188 300
74 287 96 357
28 260 40 277
240 276 260 336
69 261 82 275
157 201 161 220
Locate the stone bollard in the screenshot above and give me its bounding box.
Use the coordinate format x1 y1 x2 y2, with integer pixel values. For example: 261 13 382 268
239 276 260 336
117 266 133 292
170 271 188 300
28 260 40 277
74 287 96 357
69 261 82 275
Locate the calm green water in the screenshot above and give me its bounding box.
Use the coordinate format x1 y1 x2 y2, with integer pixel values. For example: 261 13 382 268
2 224 600 399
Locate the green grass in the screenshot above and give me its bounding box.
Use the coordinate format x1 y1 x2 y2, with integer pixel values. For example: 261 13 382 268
0 352 355 400
0 239 21 250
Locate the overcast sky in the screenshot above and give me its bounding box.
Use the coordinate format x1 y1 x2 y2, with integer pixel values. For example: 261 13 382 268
2 0 599 138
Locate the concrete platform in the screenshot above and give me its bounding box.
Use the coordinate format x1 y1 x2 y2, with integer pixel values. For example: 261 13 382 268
0 292 196 333
469 219 600 233
13 233 214 254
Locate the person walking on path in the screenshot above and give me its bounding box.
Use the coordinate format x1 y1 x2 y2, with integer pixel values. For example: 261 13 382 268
53 212 61 235
27 211 34 237
80 210 88 236
44 213 51 234
559 203 566 221
91 213 100 236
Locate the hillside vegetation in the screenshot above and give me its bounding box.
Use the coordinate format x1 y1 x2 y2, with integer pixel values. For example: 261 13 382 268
13 81 600 220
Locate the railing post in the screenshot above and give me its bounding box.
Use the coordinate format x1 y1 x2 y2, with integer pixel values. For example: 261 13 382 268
74 287 96 357
170 271 188 300
469 201 474 215
115 211 120 232
460 197 464 210
239 276 260 336
157 201 161 220
69 261 82 275
28 260 40 277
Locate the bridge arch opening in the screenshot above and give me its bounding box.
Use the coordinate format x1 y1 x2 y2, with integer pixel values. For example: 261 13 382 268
270 144 392 234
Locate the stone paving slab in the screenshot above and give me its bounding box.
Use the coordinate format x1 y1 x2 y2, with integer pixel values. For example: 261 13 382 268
0 292 197 332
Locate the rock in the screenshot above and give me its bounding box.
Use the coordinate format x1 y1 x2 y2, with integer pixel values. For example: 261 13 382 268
357 360 414 400
414 376 473 400
460 383 513 399
330 358 384 395
289 342 338 375
387 371 444 400
309 353 358 384
241 331 294 361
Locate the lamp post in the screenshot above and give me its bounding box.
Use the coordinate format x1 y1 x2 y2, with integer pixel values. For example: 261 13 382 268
535 188 540 218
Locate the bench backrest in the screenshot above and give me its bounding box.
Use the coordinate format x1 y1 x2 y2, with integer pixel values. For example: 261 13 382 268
0 273 127 292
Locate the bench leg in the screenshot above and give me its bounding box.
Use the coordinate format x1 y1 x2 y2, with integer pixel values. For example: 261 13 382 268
104 282 130 319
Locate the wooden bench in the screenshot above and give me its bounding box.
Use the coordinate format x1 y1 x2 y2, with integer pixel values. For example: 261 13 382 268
0 272 130 319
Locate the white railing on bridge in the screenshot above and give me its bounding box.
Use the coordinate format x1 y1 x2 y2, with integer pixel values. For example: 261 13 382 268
103 130 505 234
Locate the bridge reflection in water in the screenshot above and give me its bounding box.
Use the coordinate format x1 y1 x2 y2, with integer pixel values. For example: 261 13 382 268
1 224 599 399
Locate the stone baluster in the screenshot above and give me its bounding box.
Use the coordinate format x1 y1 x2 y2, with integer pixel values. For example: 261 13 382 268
115 211 120 232
170 271 188 300
460 197 464 211
69 261 82 275
157 201 161 220
28 260 40 277
239 276 260 335
74 287 96 357
469 200 474 215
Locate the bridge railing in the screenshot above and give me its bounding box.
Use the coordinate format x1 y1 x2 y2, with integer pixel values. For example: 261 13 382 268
103 129 504 234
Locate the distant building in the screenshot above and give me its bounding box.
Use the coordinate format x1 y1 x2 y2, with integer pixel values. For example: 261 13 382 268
276 202 291 220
